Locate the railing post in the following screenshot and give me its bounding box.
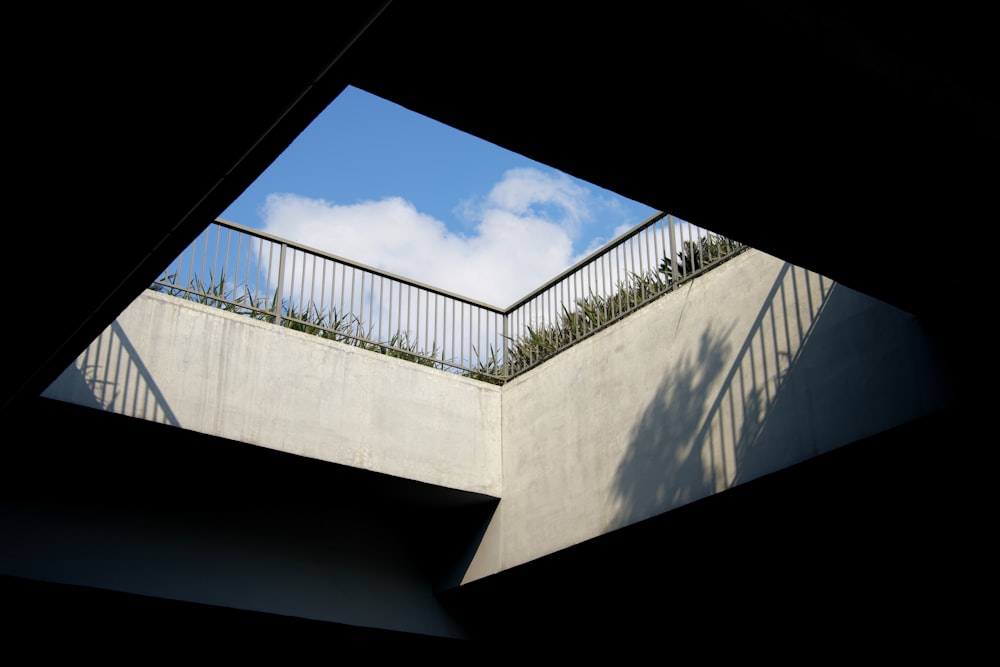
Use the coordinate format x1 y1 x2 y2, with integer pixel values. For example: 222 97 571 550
160 215 743 384
273 242 286 327
502 311 509 381
667 214 677 291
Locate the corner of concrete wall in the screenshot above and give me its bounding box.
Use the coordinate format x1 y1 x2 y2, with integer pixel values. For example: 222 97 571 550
463 249 956 578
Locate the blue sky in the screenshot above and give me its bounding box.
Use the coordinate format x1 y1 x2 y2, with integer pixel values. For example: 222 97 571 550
220 86 658 306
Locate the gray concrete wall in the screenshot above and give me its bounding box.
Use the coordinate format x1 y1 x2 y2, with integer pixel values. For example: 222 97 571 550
42 249 958 596
43 290 503 498
464 249 956 580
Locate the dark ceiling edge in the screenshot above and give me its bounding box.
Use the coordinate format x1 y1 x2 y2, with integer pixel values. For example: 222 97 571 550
2 3 395 419
436 403 987 642
10 395 498 513
0 573 475 655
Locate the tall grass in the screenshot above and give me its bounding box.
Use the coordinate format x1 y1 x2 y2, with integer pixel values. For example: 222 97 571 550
150 272 443 369
466 233 744 384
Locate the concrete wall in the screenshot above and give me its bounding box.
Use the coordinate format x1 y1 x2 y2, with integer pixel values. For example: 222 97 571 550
43 250 957 591
465 249 957 580
43 290 502 498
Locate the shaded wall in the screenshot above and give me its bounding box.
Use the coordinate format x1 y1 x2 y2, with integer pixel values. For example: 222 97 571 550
0 392 495 641
471 249 956 579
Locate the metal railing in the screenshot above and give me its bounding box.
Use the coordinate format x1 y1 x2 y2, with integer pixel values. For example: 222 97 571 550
151 213 746 383
502 212 746 379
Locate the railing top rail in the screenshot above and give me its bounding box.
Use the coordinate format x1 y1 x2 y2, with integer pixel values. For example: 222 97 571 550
213 217 507 315
162 211 746 384
215 210 702 316
502 210 669 312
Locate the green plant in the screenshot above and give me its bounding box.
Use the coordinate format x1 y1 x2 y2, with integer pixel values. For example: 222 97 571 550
659 233 738 283
466 268 670 381
464 345 505 385
374 331 440 367
151 232 743 384
150 274 445 370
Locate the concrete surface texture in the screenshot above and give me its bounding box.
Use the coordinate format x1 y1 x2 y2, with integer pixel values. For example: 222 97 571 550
44 248 956 586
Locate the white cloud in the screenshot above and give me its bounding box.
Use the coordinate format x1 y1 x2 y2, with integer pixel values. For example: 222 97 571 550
261 167 594 306
483 167 590 231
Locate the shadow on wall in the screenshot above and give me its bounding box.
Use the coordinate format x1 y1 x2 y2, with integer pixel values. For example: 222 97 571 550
611 263 839 528
611 327 732 526
42 320 181 428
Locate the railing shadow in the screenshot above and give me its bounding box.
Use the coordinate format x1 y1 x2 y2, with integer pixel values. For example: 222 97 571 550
43 321 181 427
612 262 834 528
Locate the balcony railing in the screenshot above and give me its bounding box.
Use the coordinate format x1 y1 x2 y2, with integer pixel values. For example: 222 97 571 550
151 212 747 383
